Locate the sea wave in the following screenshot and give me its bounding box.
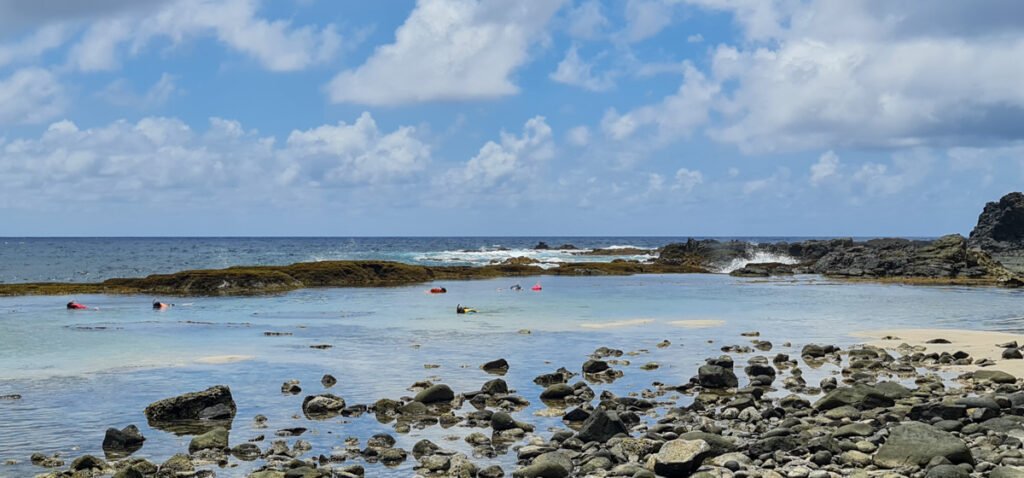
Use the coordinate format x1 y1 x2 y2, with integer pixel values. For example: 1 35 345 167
412 247 651 267
715 251 800 273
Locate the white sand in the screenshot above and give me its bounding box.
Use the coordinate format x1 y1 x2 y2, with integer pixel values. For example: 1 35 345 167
855 328 1024 376
195 355 254 364
580 319 655 329
668 319 726 329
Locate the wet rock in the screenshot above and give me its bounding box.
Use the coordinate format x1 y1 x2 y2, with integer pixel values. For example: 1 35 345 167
102 425 146 457
30 453 63 468
873 422 974 469
482 358 510 375
70 455 107 472
698 365 738 389
577 409 628 443
646 439 712 477
512 451 572 478
230 443 261 460
801 344 838 359
302 393 346 419
321 374 337 388
160 454 194 474
482 378 509 395
281 380 302 394
144 385 236 431
540 383 574 400
188 426 228 453
582 360 609 374
414 384 455 404
479 464 504 478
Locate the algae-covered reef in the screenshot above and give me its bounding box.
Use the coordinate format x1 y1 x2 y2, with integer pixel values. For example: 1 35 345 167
0 260 706 297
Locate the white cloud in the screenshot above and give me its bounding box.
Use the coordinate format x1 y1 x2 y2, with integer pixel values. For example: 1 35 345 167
601 62 718 142
441 116 553 190
0 24 69 68
567 125 590 147
567 0 608 40
0 68 65 125
550 45 614 91
809 150 839 186
283 112 430 184
672 167 703 192
67 0 341 72
686 33 703 43
327 0 567 105
0 113 429 206
850 150 933 197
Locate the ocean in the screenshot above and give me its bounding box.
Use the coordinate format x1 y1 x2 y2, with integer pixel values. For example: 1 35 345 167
0 237 1020 476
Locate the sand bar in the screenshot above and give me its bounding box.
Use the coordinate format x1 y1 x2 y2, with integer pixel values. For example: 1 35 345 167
580 319 655 329
855 328 1024 376
668 319 726 329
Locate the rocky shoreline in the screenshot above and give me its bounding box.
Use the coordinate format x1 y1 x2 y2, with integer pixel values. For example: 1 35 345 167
25 328 1024 478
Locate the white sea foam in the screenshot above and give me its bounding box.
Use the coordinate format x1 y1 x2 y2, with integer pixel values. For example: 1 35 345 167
412 247 651 267
716 251 799 273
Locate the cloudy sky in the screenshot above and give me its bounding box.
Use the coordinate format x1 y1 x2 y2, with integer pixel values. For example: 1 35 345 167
1 0 1022 236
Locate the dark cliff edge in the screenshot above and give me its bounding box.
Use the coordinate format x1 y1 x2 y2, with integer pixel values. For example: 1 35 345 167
4 192 1024 296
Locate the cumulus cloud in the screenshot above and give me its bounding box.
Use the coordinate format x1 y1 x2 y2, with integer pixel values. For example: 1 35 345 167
624 0 674 42
97 73 181 109
0 68 65 125
809 150 840 186
66 0 341 72
550 45 615 91
327 0 567 105
0 24 69 68
567 125 590 147
441 116 553 191
614 1 1024 153
282 112 430 185
0 113 429 206
601 62 718 142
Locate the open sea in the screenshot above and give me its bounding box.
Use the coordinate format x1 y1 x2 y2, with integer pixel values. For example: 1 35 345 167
1 237 1021 477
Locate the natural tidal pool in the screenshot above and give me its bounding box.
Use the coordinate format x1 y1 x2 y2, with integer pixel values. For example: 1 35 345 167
2 273 1023 476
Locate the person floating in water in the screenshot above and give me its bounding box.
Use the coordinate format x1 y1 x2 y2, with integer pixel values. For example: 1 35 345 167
66 301 88 310
429 287 447 294
153 300 172 310
510 284 522 291
456 304 477 314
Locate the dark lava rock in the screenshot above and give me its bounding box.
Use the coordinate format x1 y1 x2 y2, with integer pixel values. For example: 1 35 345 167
801 343 838 358
582 359 609 374
969 191 1024 275
540 383 574 400
873 422 974 468
321 374 337 388
301 393 346 419
482 378 509 395
697 365 738 389
70 455 106 471
482 358 510 374
102 425 145 457
414 384 455 404
814 384 895 410
143 385 236 430
576 409 628 443
730 262 796 277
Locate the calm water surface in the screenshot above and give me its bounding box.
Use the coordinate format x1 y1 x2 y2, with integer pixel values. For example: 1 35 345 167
2 273 1023 476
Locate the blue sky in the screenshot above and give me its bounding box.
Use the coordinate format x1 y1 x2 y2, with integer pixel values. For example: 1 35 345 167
1 0 1023 236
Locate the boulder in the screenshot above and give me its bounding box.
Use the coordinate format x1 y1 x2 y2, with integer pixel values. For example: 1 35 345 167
321 374 337 388
512 451 572 478
414 384 455 404
576 409 628 443
188 427 228 453
697 365 738 389
582 360 609 374
991 466 1024 478
873 422 973 469
143 385 236 432
540 383 574 400
814 384 894 410
646 439 713 477
969 192 1024 274
301 393 346 419
482 358 510 374
102 425 145 457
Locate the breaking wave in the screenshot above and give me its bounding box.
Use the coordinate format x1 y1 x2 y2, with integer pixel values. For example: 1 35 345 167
715 251 800 274
412 247 653 267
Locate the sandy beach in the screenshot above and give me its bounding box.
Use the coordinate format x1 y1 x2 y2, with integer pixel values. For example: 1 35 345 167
855 328 1024 376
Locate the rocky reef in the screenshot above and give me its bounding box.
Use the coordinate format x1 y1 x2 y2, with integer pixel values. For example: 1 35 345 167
969 192 1024 275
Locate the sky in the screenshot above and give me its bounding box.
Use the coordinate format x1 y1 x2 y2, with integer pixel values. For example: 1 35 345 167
1 0 1023 237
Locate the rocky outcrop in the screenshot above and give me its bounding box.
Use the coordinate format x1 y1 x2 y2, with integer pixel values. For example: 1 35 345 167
970 192 1024 274
729 262 796 277
808 235 1010 281
143 385 236 433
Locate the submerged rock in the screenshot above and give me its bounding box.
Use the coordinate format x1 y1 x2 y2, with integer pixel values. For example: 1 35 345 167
102 425 145 457
188 427 229 453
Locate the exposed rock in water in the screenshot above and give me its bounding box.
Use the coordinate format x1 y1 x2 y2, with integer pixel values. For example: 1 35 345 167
102 425 145 458
301 393 346 419
188 427 229 453
576 409 628 443
414 384 455 404
481 358 510 375
143 385 236 433
321 374 337 388
970 191 1024 275
730 262 797 277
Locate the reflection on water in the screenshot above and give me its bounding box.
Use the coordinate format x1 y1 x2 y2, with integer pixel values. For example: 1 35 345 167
1 274 1023 476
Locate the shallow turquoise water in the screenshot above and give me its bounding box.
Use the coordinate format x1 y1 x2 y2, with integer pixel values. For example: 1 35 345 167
1 274 1023 476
